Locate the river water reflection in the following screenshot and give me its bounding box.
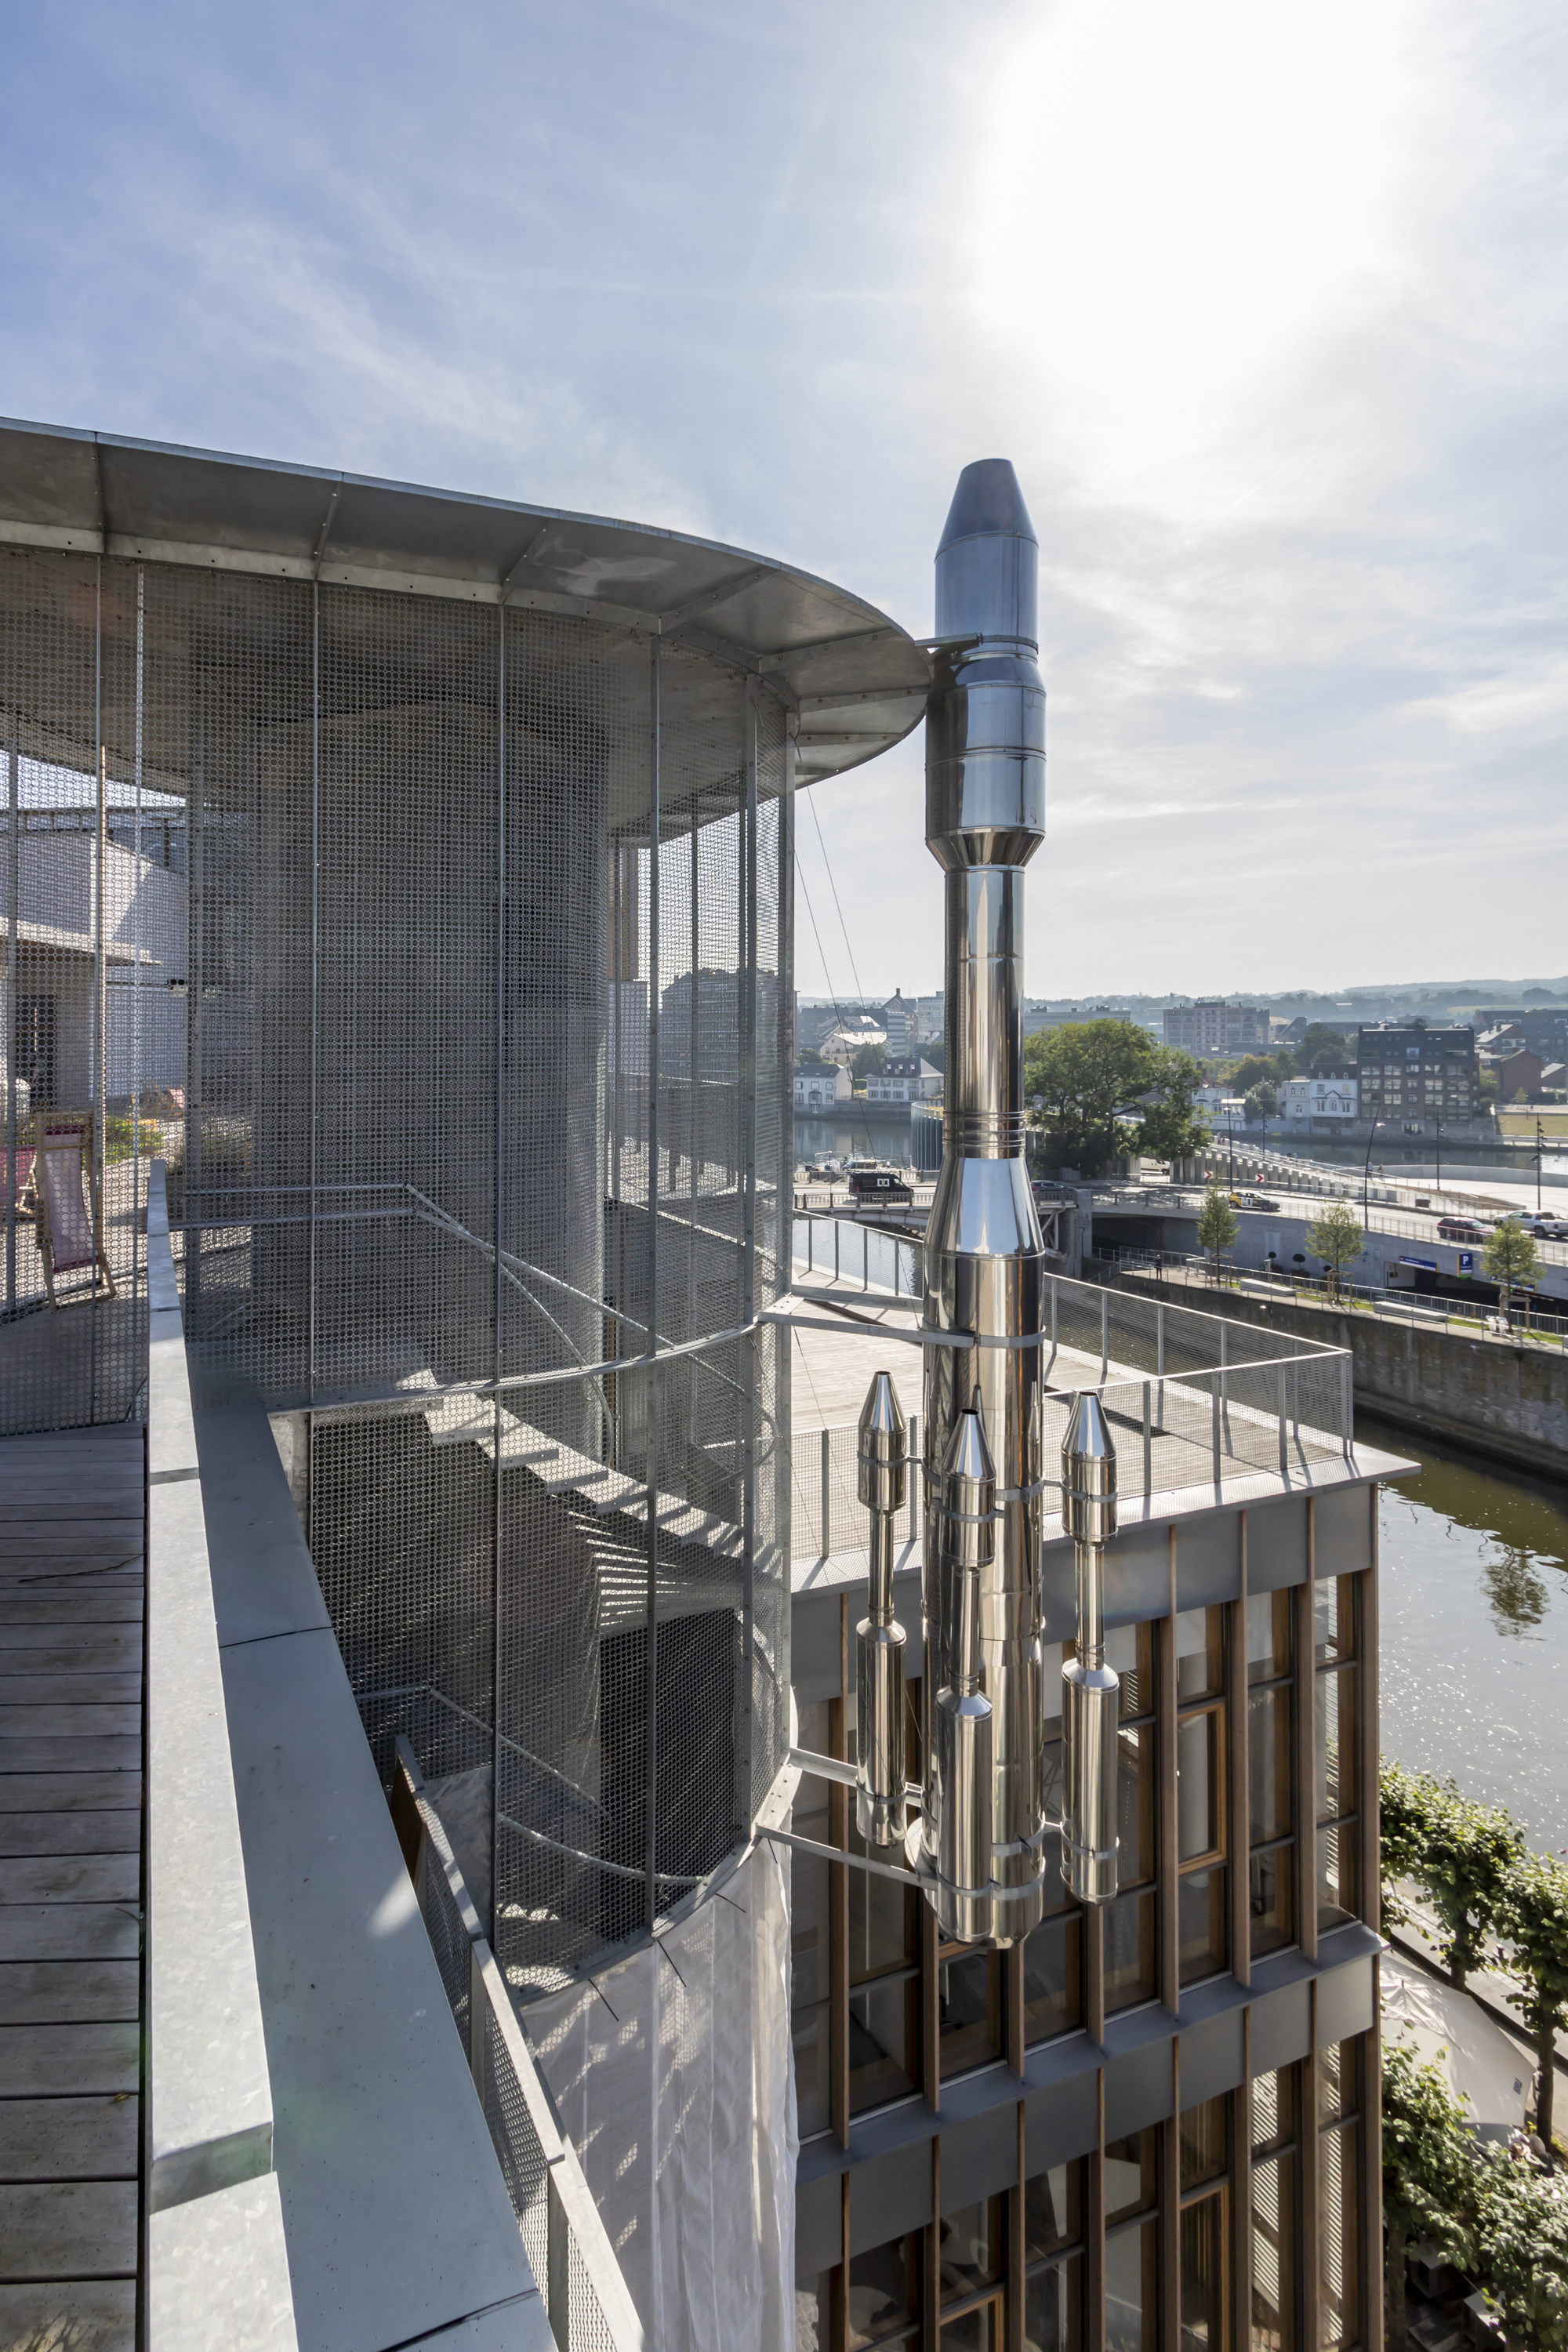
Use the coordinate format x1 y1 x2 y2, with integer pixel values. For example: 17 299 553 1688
1366 1414 1568 1853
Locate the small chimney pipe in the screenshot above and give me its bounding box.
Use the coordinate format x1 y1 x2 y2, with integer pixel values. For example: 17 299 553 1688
918 1402 996 1944
855 1371 909 1847
1060 1391 1120 1904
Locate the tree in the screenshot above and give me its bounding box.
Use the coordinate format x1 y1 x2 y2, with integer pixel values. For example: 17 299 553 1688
1496 1850 1568 2161
1472 2142 1568 2348
1305 1201 1364 1301
851 1041 887 1083
1482 1217 1541 1330
1381 2038 1478 2352
1230 1052 1282 1098
1022 1020 1207 1174
1243 1083 1276 1123
1378 1760 1522 1988
1196 1187 1238 1283
1295 1022 1349 1073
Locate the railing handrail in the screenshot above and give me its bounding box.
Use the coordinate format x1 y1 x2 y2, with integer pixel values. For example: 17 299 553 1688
394 1737 645 2352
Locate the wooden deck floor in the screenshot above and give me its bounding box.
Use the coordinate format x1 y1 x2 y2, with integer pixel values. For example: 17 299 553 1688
0 1425 143 2352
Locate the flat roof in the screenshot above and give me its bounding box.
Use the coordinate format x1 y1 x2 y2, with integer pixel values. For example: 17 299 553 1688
0 416 931 786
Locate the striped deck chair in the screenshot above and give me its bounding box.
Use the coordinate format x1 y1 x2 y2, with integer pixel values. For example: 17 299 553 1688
35 1116 116 1308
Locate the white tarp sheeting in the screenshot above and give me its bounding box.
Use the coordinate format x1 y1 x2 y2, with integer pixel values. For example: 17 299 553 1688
527 1839 797 2352
1381 1951 1536 2129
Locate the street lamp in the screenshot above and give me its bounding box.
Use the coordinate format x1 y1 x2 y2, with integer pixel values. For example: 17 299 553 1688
1362 1117 1386 1227
1537 1117 1545 1217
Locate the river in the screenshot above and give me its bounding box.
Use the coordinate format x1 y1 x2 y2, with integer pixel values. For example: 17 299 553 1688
1366 1413 1568 1854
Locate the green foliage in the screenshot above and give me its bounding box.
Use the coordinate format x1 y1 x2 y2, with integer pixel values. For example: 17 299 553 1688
1306 1201 1365 1299
1376 1760 1523 1987
1496 1851 1568 2154
1243 1083 1276 1123
1021 1020 1208 1175
1296 1022 1350 1072
1483 1218 1541 1322
1472 2146 1568 2350
1229 1051 1287 1096
103 1116 161 1166
1383 2037 1478 2267
1196 1186 1239 1279
851 1042 887 1082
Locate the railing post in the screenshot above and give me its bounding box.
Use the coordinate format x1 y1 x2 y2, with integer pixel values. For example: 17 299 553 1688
1156 1302 1165 1381
834 1218 840 1281
1211 1376 1222 1486
1341 1355 1352 1457
1142 1380 1152 1497
469 1941 488 2098
1278 1368 1288 1475
862 1225 869 1291
820 1425 831 1563
547 2165 572 2351
1099 1290 1109 1385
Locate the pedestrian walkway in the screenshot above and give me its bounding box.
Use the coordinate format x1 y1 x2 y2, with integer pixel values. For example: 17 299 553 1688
0 1423 144 2352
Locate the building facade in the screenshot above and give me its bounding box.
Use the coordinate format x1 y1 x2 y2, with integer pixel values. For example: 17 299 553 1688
1163 1004 1270 1058
789 1254 1389 2352
865 1055 942 1105
1278 1073 1359 1127
797 1062 853 1111
1356 1024 1478 1131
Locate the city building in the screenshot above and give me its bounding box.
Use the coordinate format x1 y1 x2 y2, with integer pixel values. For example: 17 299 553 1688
1279 1071 1359 1127
1472 1006 1568 1059
789 1238 1392 2352
881 988 913 1054
1195 1085 1247 1122
1479 1048 1544 1104
1163 1002 1270 1057
822 1018 887 1065
863 1054 942 1105
797 1062 852 1111
1356 1022 1479 1131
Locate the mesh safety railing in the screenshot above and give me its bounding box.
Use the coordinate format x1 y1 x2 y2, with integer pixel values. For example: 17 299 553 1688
394 1737 644 2352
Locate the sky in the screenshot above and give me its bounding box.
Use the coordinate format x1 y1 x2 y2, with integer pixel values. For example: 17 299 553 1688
2 1 1565 1002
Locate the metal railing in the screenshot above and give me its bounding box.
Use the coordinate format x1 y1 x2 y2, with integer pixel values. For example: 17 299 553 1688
787 1214 1351 1557
394 1739 644 2352
1098 1248 1568 1349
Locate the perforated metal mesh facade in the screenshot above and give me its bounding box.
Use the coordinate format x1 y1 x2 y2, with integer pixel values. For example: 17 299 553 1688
2 546 795 1989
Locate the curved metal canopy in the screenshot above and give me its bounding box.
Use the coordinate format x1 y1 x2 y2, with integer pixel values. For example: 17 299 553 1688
0 415 931 785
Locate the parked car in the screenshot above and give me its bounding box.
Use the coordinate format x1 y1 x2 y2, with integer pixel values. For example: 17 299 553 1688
1229 1191 1279 1211
1436 1216 1489 1241
848 1168 913 1204
1517 1214 1568 1240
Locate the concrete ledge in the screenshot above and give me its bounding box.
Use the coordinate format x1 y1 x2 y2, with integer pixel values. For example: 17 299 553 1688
146 1161 275 2216
150 2172 299 2352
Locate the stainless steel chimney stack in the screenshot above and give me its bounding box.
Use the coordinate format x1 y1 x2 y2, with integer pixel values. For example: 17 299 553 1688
1060 1392 1120 1904
920 461 1050 1947
856 1371 909 1847
918 1402 996 1944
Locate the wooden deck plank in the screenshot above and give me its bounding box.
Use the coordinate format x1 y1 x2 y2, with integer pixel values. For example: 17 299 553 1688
0 2279 136 2349
0 1856 140 1904
0 2180 138 2279
0 1676 140 1705
0 1599 142 1626
0 2097 139 2184
0 1740 140 1774
0 1816 141 1860
0 1911 140 1965
0 1778 140 1815
0 1630 142 1664
0 1708 142 1739
0 2025 139 2096
0 1965 140 2026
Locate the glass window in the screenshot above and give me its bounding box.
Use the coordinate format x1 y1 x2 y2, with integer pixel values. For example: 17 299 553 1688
1105 2129 1160 2224
849 2233 919 2347
849 1829 920 1978
939 2197 1004 2300
1179 2193 1225 2352
1176 1608 1225 1703
1319 2125 1359 2347
1318 2038 1358 2127
1105 2217 1158 2352
1022 1909 1081 2045
938 1948 1002 2078
1118 1722 1157 1882
1024 2254 1083 2352
1106 1886 1159 2011
797 2272 838 2352
1178 1711 1223 1862
1250 2066 1297 2156
1316 1822 1355 1931
849 1969 919 2114
939 2305 1000 2351
1025 2161 1084 2258
1313 1578 1355 1667
1315 1668 1355 1824
1179 1867 1227 1984
1251 2152 1295 2352
1105 1621 1156 1722
1248 1845 1294 1959
793 1998 832 2140
1179 2094 1229 2189
1247 1591 1291 1683
1248 1686 1292 1845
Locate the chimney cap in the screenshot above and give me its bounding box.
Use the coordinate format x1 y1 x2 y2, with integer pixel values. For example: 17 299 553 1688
937 459 1037 556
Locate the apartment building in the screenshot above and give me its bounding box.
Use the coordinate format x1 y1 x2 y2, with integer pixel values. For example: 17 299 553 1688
1356 1024 1478 1130
1163 1004 1270 1058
